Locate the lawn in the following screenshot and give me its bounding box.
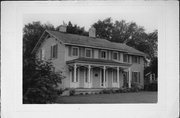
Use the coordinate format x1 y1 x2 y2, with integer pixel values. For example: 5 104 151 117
56 91 157 103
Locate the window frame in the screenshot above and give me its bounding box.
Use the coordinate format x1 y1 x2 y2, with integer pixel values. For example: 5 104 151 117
123 53 129 63
100 50 107 59
85 48 92 58
132 71 140 83
51 44 58 59
71 46 79 57
112 51 118 60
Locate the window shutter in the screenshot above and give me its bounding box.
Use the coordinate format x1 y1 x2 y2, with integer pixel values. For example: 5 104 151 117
68 46 71 56
138 72 140 83
98 50 101 59
56 44 58 58
79 47 82 57
50 46 52 59
118 52 121 61
107 51 109 60
92 49 94 58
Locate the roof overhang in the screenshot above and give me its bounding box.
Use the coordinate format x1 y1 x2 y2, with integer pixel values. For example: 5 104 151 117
66 58 131 68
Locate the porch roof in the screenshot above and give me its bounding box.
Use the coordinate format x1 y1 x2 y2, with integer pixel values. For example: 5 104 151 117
66 58 131 67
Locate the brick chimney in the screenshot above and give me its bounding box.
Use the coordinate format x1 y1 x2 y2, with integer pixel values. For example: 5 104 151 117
59 24 67 33
89 26 96 38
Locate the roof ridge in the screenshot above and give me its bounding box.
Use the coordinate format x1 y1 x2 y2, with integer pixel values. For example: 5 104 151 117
46 30 146 56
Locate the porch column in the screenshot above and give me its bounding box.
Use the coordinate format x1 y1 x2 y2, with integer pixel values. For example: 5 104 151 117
74 64 77 83
117 67 120 88
103 66 106 88
128 67 132 88
88 65 91 88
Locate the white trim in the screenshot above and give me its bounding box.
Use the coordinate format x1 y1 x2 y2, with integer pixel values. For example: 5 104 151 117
71 46 79 57
85 48 92 58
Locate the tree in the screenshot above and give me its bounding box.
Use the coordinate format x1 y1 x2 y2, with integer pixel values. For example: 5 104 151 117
23 21 55 58
56 21 88 36
93 17 114 40
23 57 64 104
92 18 157 60
23 22 63 104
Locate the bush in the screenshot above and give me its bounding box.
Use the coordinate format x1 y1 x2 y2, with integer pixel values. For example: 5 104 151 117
69 89 75 96
146 83 157 91
56 89 63 95
23 57 64 104
102 89 112 94
130 83 143 92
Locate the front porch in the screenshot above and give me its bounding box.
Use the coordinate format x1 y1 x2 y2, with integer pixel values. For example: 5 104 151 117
66 58 132 89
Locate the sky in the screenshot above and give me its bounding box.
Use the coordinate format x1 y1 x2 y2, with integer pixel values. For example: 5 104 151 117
23 8 158 33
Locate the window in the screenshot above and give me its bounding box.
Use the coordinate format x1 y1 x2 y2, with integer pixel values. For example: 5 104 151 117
100 50 107 59
132 72 140 83
112 70 117 83
132 56 140 64
113 52 118 60
123 54 129 63
72 47 79 56
50 44 58 59
85 48 92 58
39 49 45 60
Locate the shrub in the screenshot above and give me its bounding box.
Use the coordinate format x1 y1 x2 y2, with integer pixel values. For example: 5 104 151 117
130 83 143 92
146 83 157 91
57 89 63 95
102 89 112 94
23 58 64 104
69 89 75 96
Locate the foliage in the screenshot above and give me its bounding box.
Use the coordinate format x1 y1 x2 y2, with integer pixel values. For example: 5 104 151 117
130 83 143 92
144 82 157 91
92 18 158 60
56 21 89 36
150 57 158 78
102 89 112 94
23 57 64 104
23 21 55 58
69 89 75 96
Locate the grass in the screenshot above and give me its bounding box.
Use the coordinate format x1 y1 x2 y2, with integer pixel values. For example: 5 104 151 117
56 91 157 104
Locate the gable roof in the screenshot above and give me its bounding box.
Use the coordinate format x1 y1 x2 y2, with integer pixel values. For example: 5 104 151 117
33 30 146 56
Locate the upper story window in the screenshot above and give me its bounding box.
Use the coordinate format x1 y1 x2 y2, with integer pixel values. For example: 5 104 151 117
85 48 92 58
113 52 118 60
72 47 79 56
100 50 107 59
132 56 140 64
123 54 129 63
50 44 58 59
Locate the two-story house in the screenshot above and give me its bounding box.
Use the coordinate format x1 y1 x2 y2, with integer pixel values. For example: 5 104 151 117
32 25 146 90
